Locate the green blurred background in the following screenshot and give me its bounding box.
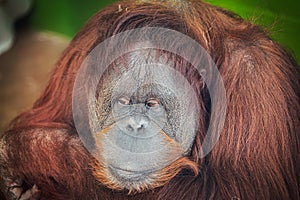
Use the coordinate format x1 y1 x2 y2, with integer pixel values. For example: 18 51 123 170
27 0 300 63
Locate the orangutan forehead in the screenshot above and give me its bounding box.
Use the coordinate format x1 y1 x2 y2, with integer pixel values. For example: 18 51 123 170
110 63 192 100
106 48 189 83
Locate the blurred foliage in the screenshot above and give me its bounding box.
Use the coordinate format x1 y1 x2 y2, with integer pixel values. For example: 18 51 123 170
207 0 300 63
29 0 115 37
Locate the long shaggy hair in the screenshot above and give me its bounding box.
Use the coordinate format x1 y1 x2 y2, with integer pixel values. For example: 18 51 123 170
1 0 300 199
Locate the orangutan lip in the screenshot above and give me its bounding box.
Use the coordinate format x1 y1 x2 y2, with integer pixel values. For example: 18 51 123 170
109 165 152 180
110 166 144 174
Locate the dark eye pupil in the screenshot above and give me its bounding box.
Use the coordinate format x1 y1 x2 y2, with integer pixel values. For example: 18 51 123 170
147 102 156 107
146 99 159 108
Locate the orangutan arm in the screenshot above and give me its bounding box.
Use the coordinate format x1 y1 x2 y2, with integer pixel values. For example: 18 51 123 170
0 128 95 200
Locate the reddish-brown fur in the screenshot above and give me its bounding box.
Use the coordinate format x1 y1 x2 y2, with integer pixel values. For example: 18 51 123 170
1 0 300 199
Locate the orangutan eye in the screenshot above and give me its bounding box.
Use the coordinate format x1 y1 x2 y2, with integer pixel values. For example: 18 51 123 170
118 96 131 105
146 98 160 108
